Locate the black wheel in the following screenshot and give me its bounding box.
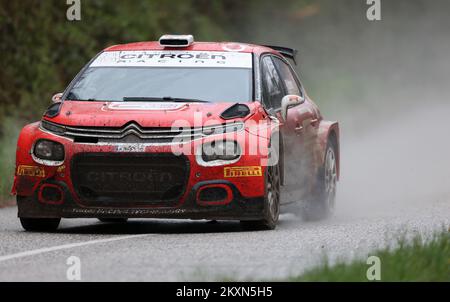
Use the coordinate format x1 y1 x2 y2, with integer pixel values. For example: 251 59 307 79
241 160 281 231
20 218 61 232
98 218 128 223
302 140 337 221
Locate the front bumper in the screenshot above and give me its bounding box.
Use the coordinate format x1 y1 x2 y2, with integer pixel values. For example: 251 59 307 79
13 123 268 220
17 180 265 220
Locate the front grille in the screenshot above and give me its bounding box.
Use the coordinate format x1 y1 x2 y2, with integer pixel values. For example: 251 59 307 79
65 123 200 141
71 153 189 207
41 120 244 144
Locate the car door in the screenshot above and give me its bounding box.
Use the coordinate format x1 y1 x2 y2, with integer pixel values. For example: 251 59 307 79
271 56 320 138
260 55 319 202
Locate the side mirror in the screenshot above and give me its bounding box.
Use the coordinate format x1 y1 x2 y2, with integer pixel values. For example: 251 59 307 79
52 93 63 103
281 95 304 121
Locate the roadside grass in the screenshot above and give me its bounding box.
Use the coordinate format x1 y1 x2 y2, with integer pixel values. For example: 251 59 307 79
290 231 450 282
0 117 21 206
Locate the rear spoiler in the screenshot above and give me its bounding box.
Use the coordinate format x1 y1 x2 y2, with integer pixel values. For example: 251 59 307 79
263 45 298 65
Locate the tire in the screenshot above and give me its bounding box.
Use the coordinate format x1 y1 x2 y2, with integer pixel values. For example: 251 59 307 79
20 218 61 232
98 218 128 223
241 153 281 231
301 140 338 221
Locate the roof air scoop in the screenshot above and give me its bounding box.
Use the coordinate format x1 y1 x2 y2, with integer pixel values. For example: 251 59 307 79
159 34 194 48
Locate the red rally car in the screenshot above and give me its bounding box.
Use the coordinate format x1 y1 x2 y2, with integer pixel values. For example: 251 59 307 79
12 35 340 231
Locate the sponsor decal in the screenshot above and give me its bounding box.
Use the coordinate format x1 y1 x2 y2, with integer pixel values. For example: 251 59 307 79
115 144 146 152
82 170 174 191
64 208 186 215
90 51 252 68
224 166 262 178
17 165 45 177
222 43 247 52
105 102 185 111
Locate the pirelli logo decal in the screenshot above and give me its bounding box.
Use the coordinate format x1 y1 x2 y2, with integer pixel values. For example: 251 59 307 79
224 166 262 178
17 165 45 177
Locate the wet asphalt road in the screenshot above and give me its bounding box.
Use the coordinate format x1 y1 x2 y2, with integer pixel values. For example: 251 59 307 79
0 103 449 281
0 204 448 281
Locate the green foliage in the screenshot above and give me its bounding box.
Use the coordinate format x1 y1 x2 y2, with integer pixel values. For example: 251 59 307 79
0 0 239 122
290 231 450 282
0 117 21 200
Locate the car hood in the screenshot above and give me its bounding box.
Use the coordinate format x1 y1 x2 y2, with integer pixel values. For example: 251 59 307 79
48 101 257 127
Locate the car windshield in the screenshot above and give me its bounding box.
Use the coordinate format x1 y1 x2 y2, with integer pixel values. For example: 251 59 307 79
66 67 253 103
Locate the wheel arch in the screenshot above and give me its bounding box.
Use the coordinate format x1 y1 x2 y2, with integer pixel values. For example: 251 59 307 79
11 122 40 193
316 121 340 180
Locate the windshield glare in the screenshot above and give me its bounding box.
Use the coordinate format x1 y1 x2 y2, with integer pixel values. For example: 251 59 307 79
66 67 253 103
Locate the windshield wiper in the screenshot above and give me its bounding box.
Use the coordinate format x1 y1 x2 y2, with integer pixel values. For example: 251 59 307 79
69 98 105 102
123 96 210 103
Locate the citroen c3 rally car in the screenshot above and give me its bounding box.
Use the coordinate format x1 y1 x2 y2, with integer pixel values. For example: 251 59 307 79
12 35 340 231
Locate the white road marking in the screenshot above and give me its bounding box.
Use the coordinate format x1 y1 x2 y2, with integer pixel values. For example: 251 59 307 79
0 234 148 262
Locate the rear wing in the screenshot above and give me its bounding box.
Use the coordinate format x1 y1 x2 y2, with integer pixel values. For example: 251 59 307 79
263 45 298 65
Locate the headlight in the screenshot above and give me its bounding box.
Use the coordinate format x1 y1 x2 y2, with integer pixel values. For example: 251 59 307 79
33 139 65 161
200 141 241 163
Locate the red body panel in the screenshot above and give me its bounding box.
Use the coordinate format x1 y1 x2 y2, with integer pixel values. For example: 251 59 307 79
52 101 258 128
104 41 276 56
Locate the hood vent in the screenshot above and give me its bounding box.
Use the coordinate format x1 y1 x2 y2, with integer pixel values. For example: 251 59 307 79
220 103 250 120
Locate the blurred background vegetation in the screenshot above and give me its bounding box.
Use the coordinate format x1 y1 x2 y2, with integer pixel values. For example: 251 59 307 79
1 0 449 200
